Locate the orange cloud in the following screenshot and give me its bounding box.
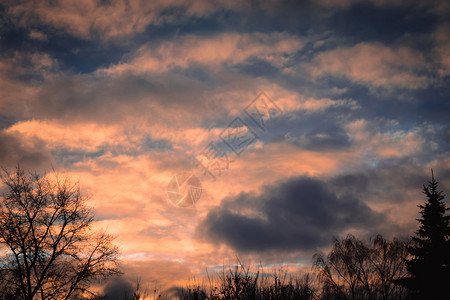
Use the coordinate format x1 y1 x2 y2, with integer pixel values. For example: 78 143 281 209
29 30 47 41
346 119 424 158
6 120 143 152
309 43 429 89
100 32 303 75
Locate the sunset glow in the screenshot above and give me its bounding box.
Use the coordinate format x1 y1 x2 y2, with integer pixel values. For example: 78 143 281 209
1 0 449 297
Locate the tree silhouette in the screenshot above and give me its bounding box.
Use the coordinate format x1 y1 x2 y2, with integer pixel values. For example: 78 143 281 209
314 234 409 300
0 166 120 299
400 170 450 299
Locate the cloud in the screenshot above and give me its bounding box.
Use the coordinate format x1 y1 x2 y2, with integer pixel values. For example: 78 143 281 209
100 32 303 76
275 95 359 114
100 268 190 300
0 0 447 286
0 129 54 170
5 0 246 41
345 119 424 159
6 120 146 153
28 30 47 41
281 110 352 151
0 52 57 125
100 277 134 300
99 259 192 298
198 176 385 253
63 152 211 263
315 0 406 8
434 23 450 77
30 72 215 124
309 43 429 89
327 157 450 235
26 60 305 132
30 68 278 127
329 160 431 204
0 52 57 82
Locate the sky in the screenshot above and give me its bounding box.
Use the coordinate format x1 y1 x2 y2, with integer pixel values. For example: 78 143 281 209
1 0 450 296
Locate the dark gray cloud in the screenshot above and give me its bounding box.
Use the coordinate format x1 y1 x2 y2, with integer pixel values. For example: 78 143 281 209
330 161 423 197
325 1 438 46
100 276 134 300
99 260 192 299
199 176 385 253
0 130 53 170
283 114 351 151
260 109 352 151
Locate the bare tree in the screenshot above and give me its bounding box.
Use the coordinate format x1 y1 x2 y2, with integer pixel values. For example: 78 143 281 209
0 166 120 300
313 235 409 300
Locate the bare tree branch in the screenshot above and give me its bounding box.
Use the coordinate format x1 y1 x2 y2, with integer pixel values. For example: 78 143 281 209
0 166 121 300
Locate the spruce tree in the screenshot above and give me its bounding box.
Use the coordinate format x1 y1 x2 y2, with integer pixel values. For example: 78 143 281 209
404 170 450 299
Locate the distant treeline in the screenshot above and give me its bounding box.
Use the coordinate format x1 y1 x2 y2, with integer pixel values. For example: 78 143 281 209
120 234 407 300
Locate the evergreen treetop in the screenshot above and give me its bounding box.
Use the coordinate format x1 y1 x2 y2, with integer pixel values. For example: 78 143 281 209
404 170 450 299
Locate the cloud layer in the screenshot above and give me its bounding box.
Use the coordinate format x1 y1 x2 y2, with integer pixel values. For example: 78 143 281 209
200 176 384 252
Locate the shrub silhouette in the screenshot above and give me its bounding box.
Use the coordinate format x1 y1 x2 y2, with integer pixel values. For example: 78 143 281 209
175 262 315 300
